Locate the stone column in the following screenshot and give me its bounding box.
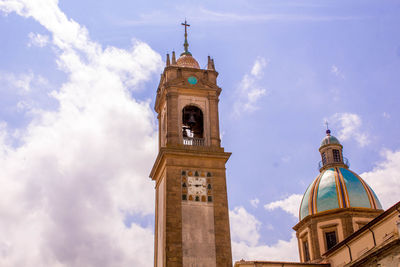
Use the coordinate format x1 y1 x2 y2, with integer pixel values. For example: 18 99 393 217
208 94 221 147
166 91 180 146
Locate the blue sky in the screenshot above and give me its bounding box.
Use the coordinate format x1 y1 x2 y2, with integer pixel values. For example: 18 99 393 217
0 0 400 266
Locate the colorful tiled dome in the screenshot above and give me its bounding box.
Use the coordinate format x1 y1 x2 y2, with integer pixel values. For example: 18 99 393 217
299 167 382 220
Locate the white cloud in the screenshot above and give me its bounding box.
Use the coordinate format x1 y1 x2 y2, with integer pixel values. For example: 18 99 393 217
232 232 298 263
0 71 38 93
250 198 260 208
251 57 267 77
264 194 303 218
361 149 400 209
0 1 162 266
330 112 369 147
28 32 49 47
230 206 261 246
331 65 344 79
230 206 298 263
0 71 54 118
233 57 268 116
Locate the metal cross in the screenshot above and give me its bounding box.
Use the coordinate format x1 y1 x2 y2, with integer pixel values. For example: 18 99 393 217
181 19 190 53
325 120 329 130
181 19 190 35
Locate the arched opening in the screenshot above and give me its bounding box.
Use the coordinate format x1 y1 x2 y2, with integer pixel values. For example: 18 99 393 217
182 105 204 145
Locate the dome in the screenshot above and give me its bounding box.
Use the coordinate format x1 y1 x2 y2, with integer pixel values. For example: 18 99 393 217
176 54 200 69
320 132 341 147
299 167 382 220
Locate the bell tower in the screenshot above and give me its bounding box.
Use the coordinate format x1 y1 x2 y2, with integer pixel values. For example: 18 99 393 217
149 21 232 267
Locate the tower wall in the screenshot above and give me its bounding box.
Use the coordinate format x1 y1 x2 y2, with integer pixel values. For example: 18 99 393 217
150 51 232 266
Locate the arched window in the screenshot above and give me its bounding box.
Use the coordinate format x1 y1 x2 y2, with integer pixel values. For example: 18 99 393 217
182 105 204 139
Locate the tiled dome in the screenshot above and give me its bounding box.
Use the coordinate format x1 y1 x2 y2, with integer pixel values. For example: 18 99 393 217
176 54 200 69
299 167 382 220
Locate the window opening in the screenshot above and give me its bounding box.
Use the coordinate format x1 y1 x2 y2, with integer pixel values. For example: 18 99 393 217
303 240 310 262
322 152 327 165
325 231 337 250
333 149 341 162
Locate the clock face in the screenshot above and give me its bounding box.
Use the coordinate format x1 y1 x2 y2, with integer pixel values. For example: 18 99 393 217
181 170 213 203
188 177 206 195
188 76 198 85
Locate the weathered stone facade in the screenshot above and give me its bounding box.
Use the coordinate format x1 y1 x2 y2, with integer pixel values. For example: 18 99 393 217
150 43 232 266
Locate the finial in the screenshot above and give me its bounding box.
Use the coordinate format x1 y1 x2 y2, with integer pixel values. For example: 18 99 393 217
325 120 331 136
166 53 170 66
172 51 176 65
181 19 192 56
207 56 213 70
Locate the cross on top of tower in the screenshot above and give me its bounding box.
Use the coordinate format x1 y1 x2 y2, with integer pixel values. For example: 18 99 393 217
181 19 190 33
181 19 192 56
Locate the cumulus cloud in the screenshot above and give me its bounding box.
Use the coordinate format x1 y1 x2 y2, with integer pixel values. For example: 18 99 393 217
0 71 53 117
0 1 162 266
0 71 40 93
230 206 261 246
264 194 303 218
230 206 298 262
232 232 298 263
361 149 400 209
250 198 260 208
330 112 369 147
233 57 268 116
251 57 267 77
28 32 49 47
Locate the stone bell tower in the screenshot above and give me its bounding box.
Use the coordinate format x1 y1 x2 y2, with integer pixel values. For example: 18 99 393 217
149 21 232 267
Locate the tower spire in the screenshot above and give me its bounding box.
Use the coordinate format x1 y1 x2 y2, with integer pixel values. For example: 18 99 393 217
181 19 192 56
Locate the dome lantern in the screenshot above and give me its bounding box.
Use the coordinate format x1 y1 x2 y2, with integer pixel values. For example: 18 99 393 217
318 129 348 171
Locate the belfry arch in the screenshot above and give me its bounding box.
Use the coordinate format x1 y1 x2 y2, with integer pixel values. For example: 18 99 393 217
182 105 204 139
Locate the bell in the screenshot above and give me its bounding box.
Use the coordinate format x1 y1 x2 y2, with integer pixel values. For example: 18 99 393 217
188 113 196 126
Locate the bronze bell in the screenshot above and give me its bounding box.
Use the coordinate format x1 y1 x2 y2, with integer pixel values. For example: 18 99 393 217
188 113 196 126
